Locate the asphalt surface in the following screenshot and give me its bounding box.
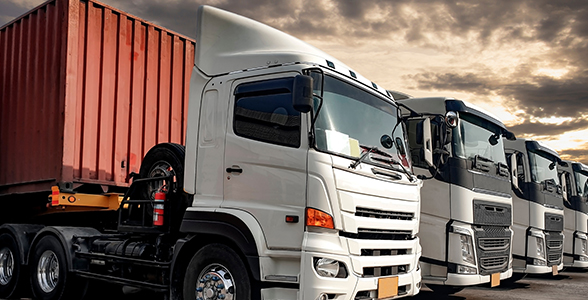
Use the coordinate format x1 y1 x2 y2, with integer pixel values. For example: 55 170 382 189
415 268 588 300
10 268 588 299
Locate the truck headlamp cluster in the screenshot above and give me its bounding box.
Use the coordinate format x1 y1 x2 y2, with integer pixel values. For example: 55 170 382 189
460 234 476 265
582 239 587 255
536 236 546 260
313 258 348 278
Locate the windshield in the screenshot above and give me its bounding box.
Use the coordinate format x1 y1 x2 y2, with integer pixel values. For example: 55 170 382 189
451 113 506 164
310 72 411 169
528 150 559 184
574 170 588 198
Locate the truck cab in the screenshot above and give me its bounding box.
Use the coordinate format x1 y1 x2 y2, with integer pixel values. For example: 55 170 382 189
504 139 564 276
398 97 514 293
558 160 588 268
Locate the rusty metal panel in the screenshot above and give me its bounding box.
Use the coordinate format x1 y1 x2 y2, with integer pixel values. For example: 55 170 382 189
0 0 195 195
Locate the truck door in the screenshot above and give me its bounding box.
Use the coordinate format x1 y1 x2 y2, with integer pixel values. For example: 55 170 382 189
223 74 307 250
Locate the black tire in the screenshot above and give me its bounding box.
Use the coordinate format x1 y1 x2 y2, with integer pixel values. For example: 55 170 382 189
29 235 87 300
138 143 185 200
183 244 251 300
426 284 464 295
0 233 22 299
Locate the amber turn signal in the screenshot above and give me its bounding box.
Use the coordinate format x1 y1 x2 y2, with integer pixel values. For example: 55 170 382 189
306 207 334 229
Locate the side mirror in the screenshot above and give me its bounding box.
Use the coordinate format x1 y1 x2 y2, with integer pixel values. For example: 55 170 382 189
504 130 516 141
510 154 518 188
560 173 568 202
293 75 314 113
422 118 433 167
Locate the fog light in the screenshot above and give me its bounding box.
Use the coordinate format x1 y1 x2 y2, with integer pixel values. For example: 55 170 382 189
533 259 547 266
316 293 328 300
457 265 477 274
314 258 347 278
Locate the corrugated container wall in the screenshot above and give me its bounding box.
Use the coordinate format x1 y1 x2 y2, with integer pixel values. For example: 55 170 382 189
0 0 195 195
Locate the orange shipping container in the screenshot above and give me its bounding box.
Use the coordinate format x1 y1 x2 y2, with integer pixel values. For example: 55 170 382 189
0 0 195 196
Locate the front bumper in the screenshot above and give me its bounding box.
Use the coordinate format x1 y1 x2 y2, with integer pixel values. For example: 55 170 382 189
300 250 422 300
523 262 563 274
442 268 512 286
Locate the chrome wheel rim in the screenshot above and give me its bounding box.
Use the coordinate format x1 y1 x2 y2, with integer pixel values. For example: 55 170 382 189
196 263 235 300
0 247 14 285
37 250 59 293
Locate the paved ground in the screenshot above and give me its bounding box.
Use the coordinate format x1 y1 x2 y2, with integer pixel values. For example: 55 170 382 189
415 268 588 300
10 268 588 299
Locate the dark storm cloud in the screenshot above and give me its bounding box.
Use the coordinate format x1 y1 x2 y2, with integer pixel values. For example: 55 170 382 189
507 118 588 137
559 143 588 165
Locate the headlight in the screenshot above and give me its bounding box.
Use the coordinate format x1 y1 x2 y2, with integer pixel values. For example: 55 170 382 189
460 234 476 265
536 236 545 259
314 258 348 278
582 239 587 255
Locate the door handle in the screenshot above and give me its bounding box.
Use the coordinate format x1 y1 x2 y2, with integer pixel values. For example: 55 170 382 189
226 166 243 174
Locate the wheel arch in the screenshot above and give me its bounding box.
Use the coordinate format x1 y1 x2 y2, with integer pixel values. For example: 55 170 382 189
27 226 101 271
0 224 44 265
170 211 262 299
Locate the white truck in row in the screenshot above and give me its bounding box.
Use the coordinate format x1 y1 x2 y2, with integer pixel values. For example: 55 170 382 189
398 97 515 294
504 139 565 279
558 160 588 268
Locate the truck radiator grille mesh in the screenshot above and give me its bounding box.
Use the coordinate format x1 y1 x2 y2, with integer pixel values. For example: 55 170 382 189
545 232 564 265
473 225 511 275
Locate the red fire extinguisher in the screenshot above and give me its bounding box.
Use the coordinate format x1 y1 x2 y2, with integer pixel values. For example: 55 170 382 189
153 190 166 226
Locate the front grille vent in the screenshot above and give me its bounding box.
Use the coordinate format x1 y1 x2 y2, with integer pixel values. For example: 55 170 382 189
480 256 508 269
548 253 561 262
361 249 408 256
341 229 413 241
363 264 408 277
547 240 563 249
355 207 414 221
479 238 510 251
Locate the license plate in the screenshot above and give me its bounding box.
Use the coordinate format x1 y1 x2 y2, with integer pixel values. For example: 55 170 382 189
552 265 558 276
378 277 399 299
491 273 500 287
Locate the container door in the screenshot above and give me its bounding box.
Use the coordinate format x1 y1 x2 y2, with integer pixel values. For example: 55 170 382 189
223 74 307 250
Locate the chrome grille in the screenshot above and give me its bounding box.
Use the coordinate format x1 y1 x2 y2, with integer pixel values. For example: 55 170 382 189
480 256 508 269
355 207 414 220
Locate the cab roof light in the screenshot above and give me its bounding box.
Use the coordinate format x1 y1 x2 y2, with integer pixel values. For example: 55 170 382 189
306 207 334 229
349 70 357 78
372 82 378 89
326 60 335 69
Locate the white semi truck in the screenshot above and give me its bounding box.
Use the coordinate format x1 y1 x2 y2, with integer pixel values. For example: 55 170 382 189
397 97 514 294
504 139 564 278
0 5 423 300
558 160 588 268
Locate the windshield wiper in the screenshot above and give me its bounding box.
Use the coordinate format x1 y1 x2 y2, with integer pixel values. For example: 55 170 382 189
349 145 415 182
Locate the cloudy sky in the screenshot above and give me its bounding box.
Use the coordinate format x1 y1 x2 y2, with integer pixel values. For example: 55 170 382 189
2 0 587 164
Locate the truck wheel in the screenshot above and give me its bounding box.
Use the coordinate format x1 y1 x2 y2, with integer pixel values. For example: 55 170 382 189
183 244 251 300
426 284 464 295
139 143 185 200
0 233 21 298
30 235 87 300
